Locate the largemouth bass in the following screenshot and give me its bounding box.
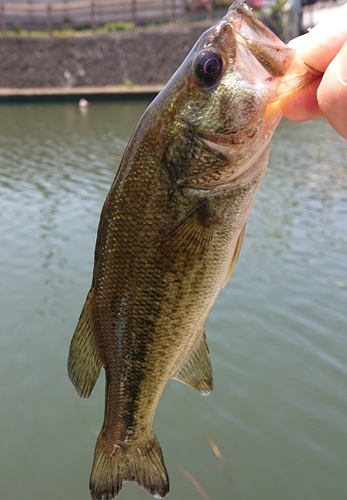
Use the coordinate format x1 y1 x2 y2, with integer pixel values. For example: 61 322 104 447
68 2 318 498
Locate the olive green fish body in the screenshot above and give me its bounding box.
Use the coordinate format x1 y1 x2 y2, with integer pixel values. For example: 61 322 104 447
68 2 319 498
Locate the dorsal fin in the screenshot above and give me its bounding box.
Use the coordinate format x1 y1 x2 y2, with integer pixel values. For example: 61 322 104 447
67 290 103 399
172 329 213 396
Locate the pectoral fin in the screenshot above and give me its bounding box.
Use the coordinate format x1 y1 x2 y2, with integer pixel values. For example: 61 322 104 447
221 224 246 288
172 329 213 396
156 199 213 272
67 290 102 399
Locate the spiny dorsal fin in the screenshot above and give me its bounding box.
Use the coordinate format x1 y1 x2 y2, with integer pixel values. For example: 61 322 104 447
221 224 246 289
172 329 213 396
67 290 102 399
155 199 214 272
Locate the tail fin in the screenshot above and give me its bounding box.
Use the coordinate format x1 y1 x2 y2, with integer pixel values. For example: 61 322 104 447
89 429 169 499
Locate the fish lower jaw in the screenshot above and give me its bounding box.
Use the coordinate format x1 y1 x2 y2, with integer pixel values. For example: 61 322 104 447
225 154 267 188
182 176 258 199
199 121 260 154
181 143 270 199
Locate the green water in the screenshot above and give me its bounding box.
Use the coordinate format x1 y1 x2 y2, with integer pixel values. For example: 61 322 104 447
0 101 346 500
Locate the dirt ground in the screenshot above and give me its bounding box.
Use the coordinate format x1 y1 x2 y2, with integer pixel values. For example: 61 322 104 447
0 22 213 89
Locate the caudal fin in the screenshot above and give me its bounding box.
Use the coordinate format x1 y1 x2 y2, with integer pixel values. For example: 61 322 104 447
89 429 169 499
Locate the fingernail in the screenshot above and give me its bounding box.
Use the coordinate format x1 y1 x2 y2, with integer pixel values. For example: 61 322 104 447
334 41 347 87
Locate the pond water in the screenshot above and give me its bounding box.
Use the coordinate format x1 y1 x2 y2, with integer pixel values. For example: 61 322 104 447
0 100 346 500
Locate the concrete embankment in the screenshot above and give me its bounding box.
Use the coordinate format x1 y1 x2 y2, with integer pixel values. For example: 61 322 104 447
0 22 212 100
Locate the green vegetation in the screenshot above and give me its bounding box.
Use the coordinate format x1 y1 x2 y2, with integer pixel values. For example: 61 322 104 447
5 20 135 37
270 0 287 39
102 21 134 32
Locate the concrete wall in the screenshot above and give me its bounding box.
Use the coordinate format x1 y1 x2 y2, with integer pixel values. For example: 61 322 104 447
0 21 211 89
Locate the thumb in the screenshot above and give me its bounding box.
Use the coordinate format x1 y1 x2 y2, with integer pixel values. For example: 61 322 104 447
317 40 347 139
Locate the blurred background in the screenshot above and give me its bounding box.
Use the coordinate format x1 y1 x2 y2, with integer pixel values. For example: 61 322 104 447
0 0 345 40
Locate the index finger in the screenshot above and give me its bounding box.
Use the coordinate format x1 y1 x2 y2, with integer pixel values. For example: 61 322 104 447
280 4 347 122
288 3 347 73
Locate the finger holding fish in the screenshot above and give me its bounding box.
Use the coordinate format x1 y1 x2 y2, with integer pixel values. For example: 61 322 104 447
280 3 347 139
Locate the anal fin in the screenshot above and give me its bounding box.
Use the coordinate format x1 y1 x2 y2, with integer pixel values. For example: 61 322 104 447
67 290 102 399
172 329 213 396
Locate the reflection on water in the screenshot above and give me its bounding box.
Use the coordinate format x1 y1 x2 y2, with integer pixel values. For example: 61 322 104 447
0 102 346 500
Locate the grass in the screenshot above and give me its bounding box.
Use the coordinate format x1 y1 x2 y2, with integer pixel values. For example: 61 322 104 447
5 21 135 37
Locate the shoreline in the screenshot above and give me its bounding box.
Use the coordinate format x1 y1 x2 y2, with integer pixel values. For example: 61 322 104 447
0 13 281 102
0 84 163 102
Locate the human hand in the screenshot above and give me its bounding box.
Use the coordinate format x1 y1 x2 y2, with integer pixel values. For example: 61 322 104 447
280 3 347 139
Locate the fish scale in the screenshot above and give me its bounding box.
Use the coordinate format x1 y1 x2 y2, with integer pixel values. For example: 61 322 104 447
67 2 319 498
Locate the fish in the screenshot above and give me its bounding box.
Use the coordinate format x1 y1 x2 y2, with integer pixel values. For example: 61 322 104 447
67 2 319 498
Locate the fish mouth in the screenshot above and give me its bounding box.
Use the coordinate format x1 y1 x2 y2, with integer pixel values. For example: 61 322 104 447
178 116 270 198
198 119 266 185
181 154 267 199
196 120 260 150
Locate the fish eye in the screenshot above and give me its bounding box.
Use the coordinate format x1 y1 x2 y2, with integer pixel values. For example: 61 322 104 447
193 51 224 87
